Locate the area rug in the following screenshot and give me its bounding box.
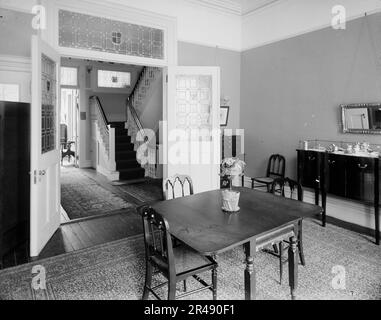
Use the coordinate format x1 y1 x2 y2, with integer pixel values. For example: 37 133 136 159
60 167 135 220
0 220 380 300
114 179 163 203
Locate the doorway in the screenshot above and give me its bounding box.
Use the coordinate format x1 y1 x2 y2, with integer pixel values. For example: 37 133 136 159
60 88 79 167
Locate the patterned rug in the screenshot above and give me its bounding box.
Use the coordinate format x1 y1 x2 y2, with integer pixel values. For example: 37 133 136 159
60 167 134 220
0 220 380 300
60 167 163 220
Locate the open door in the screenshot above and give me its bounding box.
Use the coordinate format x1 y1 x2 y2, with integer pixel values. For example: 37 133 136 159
165 67 220 193
30 35 61 257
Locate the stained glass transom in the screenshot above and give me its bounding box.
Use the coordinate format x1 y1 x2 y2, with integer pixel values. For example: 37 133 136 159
41 54 56 154
59 10 164 60
175 75 212 134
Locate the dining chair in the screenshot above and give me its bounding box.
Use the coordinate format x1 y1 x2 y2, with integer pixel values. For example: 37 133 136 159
270 177 305 284
139 205 218 300
163 174 194 200
251 154 286 192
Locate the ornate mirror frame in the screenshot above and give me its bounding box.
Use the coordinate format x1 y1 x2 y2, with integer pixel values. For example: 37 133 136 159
341 103 381 135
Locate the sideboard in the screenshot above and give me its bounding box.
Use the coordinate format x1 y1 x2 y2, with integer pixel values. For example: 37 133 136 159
297 149 380 245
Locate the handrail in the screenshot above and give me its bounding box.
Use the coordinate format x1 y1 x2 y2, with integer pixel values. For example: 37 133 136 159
90 95 108 128
126 98 148 142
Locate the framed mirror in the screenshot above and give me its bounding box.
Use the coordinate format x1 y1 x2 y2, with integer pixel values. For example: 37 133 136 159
341 103 381 134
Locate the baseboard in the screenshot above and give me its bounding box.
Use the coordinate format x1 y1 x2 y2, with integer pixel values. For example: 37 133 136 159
323 214 381 241
240 176 379 239
79 160 93 168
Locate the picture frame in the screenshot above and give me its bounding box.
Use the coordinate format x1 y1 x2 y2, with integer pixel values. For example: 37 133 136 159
220 106 229 127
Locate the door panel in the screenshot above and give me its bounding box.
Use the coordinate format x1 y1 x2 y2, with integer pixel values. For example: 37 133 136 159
30 35 61 257
166 67 220 193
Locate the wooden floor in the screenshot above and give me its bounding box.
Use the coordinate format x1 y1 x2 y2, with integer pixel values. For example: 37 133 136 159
1 209 143 269
38 209 142 259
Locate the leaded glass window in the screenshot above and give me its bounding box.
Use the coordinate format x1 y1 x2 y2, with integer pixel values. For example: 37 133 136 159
41 54 56 154
59 10 164 60
97 70 131 88
61 67 78 86
175 75 212 133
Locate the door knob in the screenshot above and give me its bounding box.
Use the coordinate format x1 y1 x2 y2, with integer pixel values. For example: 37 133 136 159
39 170 46 176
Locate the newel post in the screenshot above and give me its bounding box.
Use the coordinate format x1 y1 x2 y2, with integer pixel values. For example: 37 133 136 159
109 125 116 171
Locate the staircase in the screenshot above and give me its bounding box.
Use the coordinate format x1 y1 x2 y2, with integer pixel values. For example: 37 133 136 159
109 122 145 181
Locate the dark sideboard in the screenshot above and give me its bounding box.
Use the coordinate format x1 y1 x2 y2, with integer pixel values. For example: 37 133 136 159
297 149 380 245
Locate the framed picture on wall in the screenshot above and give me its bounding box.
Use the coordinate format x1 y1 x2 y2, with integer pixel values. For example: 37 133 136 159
220 106 229 127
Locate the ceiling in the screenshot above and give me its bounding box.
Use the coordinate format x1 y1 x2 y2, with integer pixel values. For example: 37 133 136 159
189 0 282 15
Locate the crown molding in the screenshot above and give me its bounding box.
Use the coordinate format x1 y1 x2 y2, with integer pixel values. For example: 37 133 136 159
185 0 284 16
185 0 242 15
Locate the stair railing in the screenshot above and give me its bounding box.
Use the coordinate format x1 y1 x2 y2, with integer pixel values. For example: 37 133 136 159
90 95 116 171
126 98 158 178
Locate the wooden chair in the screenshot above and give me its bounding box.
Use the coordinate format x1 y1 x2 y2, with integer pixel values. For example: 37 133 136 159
163 174 194 200
269 177 305 284
251 154 286 192
139 206 218 300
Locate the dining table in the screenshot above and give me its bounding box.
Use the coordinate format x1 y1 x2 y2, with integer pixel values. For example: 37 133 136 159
150 187 323 300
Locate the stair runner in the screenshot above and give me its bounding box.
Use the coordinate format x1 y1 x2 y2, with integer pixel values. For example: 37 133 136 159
109 122 145 180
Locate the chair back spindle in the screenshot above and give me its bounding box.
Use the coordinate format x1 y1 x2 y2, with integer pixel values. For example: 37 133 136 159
163 174 194 200
267 154 286 179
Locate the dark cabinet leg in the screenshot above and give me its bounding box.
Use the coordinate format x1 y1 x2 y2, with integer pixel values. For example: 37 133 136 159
314 188 319 206
244 240 256 300
321 190 327 227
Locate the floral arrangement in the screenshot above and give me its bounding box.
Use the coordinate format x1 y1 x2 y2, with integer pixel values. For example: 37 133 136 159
220 157 246 177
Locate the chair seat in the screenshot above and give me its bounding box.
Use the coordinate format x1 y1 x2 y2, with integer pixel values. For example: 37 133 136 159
173 245 214 275
252 177 274 184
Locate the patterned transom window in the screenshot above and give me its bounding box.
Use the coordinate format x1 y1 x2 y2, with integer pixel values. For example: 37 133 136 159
98 70 131 88
59 10 164 60
61 67 78 86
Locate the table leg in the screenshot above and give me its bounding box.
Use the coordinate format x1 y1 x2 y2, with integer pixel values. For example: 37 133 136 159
288 234 298 300
244 240 256 300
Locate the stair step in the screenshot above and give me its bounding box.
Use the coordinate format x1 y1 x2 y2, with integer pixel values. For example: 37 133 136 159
109 122 125 128
114 128 128 134
115 135 131 143
119 167 145 180
115 150 136 160
115 143 134 151
116 159 141 170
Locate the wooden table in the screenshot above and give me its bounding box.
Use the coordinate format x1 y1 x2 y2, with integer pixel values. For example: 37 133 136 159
151 187 322 300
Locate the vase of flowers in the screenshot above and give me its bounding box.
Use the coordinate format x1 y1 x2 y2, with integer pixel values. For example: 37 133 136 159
220 157 246 213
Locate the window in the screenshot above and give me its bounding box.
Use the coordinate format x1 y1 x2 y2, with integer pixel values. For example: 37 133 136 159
61 67 78 86
97 70 131 88
0 84 20 102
